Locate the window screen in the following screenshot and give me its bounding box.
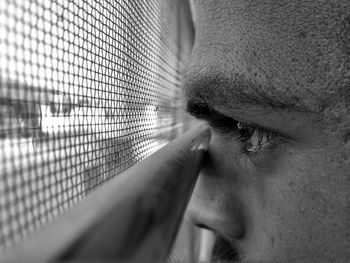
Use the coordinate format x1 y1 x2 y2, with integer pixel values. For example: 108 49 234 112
0 0 193 249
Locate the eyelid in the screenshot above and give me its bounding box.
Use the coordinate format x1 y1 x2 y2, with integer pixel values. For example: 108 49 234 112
207 118 239 135
212 108 299 142
187 101 239 129
186 101 290 142
210 119 284 153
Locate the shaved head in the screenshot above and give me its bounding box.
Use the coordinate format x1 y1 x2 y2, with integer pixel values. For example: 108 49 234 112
187 0 350 116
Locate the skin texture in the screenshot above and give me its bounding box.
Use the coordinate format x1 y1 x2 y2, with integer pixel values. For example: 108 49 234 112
185 0 350 262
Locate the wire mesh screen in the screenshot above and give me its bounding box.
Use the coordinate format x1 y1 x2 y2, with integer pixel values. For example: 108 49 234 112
0 0 193 249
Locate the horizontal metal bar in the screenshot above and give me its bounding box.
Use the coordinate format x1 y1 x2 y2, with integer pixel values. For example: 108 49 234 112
2 124 211 262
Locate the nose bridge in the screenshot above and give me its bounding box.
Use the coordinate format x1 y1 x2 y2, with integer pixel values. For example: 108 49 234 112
187 134 246 239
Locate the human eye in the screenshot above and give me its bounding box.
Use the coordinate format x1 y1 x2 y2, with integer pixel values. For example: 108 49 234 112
185 101 284 156
233 122 281 155
209 117 283 157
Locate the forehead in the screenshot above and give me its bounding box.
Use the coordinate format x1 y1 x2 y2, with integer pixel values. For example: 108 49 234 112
187 0 350 112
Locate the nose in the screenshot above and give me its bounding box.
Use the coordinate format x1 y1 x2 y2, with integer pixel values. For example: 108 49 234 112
187 175 246 241
186 135 247 242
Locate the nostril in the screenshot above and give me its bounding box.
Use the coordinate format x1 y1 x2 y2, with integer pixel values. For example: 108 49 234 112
195 223 212 231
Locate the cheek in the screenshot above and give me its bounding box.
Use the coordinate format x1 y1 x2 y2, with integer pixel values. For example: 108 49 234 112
206 132 263 188
246 143 288 173
259 150 336 253
206 133 271 226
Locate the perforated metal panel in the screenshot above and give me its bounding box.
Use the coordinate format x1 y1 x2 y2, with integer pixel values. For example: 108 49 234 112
0 0 193 249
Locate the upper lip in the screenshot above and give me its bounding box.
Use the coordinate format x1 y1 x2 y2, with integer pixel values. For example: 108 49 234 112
212 233 242 262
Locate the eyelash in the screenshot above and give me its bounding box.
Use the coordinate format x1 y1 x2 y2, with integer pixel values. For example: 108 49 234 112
220 121 279 155
185 101 281 155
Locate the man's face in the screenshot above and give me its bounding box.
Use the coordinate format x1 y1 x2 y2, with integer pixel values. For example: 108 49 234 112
185 0 350 262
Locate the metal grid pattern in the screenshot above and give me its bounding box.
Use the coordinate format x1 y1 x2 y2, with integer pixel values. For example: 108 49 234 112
0 0 191 249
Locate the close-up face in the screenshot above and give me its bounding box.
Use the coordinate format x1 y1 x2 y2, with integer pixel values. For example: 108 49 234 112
185 0 350 262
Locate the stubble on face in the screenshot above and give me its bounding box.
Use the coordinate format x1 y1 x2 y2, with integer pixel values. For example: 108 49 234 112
185 0 350 262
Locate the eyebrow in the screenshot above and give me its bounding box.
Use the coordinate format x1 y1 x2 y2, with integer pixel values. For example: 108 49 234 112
184 70 312 115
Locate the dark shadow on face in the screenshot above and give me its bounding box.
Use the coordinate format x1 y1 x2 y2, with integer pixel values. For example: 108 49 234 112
212 235 242 262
